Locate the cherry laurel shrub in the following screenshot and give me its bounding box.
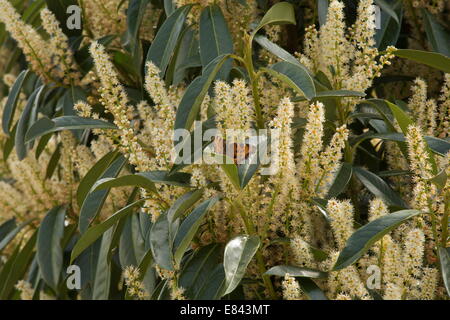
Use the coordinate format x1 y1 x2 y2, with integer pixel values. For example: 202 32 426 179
0 0 448 300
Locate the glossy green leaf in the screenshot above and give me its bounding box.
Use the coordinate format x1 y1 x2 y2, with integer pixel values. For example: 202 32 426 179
334 209 422 270
199 5 233 79
265 265 327 278
394 49 450 73
297 278 328 300
174 53 232 131
0 218 34 252
326 163 353 199
79 155 126 233
254 35 299 65
25 116 116 143
91 173 158 194
253 2 296 36
167 189 204 222
71 198 147 263
146 5 193 77
374 0 399 24
222 235 260 296
173 196 220 267
261 61 316 100
421 9 450 56
438 247 450 297
76 151 120 207
2 70 30 135
92 229 113 300
150 211 174 271
37 205 67 291
353 166 407 208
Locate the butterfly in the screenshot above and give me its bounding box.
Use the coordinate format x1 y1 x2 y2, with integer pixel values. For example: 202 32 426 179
212 136 253 165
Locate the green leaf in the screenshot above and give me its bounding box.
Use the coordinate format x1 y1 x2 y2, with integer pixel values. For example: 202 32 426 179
146 5 193 78
222 235 260 296
37 205 67 291
79 155 126 233
297 278 328 300
25 116 117 143
179 244 224 299
254 35 299 65
137 171 192 187
375 1 402 50
15 85 45 160
76 151 120 207
317 0 329 26
0 230 37 299
374 0 399 24
421 9 450 56
92 229 113 300
333 209 422 270
167 189 204 222
150 211 174 271
326 163 353 199
174 53 232 131
252 2 296 36
438 247 450 297
353 166 407 208
265 265 327 278
199 5 233 79
124 0 150 50
0 219 34 252
315 90 366 98
261 61 316 100
394 49 450 73
71 198 147 263
91 173 158 194
173 196 220 267
2 70 30 135
45 143 61 179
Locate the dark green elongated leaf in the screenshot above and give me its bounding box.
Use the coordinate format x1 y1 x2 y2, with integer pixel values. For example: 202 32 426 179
92 229 113 300
79 155 126 233
374 0 399 24
173 26 202 84
297 278 328 300
353 166 407 208
222 235 260 296
45 143 61 179
252 2 296 36
173 196 220 267
15 85 45 160
167 189 204 222
25 116 116 143
37 205 67 291
375 1 402 50
0 230 37 299
394 49 450 73
150 211 174 271
179 244 223 299
254 35 299 65
119 213 146 267
333 209 422 270
194 264 225 300
0 218 34 251
174 53 232 131
315 90 366 98
76 150 120 207
438 247 450 297
136 248 156 296
327 163 352 198
138 171 192 187
71 198 147 263
164 0 175 16
35 132 53 159
0 218 16 243
421 9 450 56
146 5 193 78
124 0 150 49
3 123 17 161
199 5 233 79
91 174 158 194
261 61 316 100
2 70 30 135
265 265 327 278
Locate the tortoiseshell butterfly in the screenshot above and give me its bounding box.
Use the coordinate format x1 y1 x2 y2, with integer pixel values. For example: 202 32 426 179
212 136 253 165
